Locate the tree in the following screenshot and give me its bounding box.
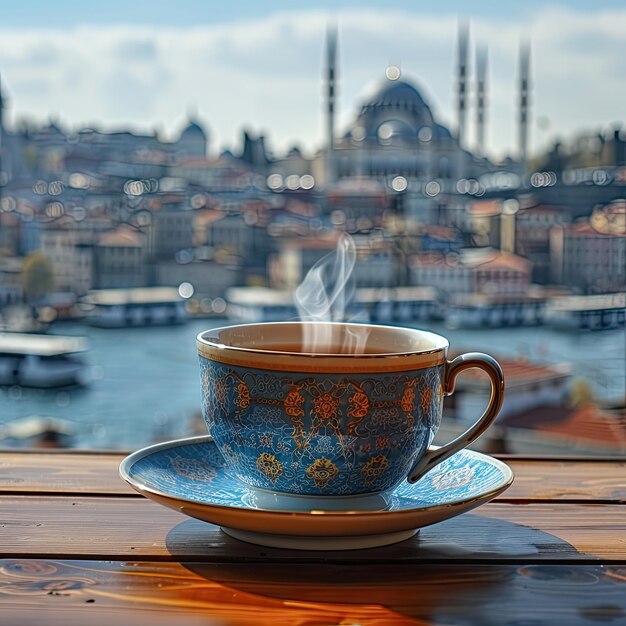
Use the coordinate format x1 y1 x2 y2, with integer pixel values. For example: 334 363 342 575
21 252 55 304
569 378 596 408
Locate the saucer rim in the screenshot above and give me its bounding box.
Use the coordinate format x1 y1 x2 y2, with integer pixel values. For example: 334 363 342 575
119 435 514 519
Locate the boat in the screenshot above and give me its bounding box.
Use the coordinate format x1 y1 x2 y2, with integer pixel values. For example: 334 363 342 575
445 294 546 328
545 293 625 331
80 287 188 328
354 287 442 323
0 415 76 448
225 286 442 324
225 287 298 323
0 333 89 388
0 305 50 333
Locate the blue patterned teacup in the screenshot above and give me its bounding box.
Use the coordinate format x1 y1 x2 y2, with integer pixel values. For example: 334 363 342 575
197 322 504 499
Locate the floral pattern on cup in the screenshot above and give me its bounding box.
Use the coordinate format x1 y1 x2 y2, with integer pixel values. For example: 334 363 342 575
199 356 444 496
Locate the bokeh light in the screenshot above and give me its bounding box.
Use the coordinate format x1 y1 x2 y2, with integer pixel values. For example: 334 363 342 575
391 176 408 192
178 282 194 298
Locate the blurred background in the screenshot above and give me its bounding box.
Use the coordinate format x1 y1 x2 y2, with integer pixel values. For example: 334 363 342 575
0 1 624 453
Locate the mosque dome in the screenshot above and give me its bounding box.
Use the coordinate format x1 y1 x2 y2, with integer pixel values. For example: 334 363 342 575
347 76 438 144
180 119 207 140
178 117 208 157
362 78 430 113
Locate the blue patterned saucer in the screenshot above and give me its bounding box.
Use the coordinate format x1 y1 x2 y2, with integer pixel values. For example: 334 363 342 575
120 436 513 551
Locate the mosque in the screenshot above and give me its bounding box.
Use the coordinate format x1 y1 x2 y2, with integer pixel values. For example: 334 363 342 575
306 26 531 195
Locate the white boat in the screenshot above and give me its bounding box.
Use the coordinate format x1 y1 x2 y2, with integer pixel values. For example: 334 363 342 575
546 293 625 331
445 294 546 329
225 286 442 324
81 287 188 328
355 287 442 323
0 333 89 388
226 287 298 323
0 415 76 447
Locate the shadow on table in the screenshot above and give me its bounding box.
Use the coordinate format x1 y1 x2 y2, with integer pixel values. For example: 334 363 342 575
166 512 575 562
166 514 626 625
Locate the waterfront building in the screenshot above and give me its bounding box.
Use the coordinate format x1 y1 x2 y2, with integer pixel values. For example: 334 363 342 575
38 216 83 292
0 256 23 306
268 233 396 291
147 196 195 262
410 248 532 297
94 225 146 289
155 260 241 299
553 200 626 293
515 202 569 284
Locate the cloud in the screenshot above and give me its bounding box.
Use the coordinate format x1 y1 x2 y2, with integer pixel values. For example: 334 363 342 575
0 5 624 159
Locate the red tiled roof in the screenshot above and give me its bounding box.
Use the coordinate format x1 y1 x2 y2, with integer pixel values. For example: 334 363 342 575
518 203 567 216
468 200 501 217
194 209 225 226
471 251 531 273
279 232 342 250
451 354 569 384
98 226 142 247
502 404 626 450
411 250 530 273
565 222 617 236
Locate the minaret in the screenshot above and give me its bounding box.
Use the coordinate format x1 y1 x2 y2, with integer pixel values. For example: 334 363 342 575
518 40 531 166
0 73 4 209
475 45 487 156
325 25 338 186
456 22 469 148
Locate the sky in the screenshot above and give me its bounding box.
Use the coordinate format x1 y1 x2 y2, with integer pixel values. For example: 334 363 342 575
0 1 624 160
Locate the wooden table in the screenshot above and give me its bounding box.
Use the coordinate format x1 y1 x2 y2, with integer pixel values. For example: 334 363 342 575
1 450 625 625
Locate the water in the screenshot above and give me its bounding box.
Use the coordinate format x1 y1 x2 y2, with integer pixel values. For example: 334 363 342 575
0 318 624 449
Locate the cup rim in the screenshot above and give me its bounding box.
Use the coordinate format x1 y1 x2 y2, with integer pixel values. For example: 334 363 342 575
197 321 448 359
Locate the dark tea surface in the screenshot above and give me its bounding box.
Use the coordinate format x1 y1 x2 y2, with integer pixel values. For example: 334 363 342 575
252 343 386 355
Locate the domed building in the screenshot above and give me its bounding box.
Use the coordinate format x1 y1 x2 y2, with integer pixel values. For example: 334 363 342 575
329 73 483 185
177 117 208 158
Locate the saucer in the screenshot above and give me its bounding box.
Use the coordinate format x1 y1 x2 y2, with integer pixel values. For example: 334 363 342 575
120 436 513 551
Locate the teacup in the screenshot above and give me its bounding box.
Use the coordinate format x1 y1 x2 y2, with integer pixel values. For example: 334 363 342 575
197 321 504 500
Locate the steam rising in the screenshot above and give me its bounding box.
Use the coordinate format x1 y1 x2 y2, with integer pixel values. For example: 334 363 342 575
294 234 369 353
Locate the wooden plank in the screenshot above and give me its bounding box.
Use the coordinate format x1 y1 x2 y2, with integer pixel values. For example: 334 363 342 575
0 453 132 495
0 496 625 562
0 560 624 625
507 459 626 503
1 452 625 502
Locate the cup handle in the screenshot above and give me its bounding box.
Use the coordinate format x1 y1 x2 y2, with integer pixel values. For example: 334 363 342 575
407 352 505 484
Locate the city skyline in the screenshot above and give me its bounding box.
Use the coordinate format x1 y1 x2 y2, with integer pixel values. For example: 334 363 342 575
0 3 624 159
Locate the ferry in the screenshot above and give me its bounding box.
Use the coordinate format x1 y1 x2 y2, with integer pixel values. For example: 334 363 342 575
445 294 546 329
355 287 442 323
0 305 50 333
81 287 188 328
0 333 89 388
0 415 76 448
545 293 625 331
225 286 442 324
226 287 298 323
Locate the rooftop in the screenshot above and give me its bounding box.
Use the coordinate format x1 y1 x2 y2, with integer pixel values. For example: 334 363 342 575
452 354 571 387
502 403 626 452
98 226 143 247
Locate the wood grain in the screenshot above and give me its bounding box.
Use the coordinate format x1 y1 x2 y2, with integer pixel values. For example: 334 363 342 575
0 560 624 626
1 452 625 502
1 496 625 562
